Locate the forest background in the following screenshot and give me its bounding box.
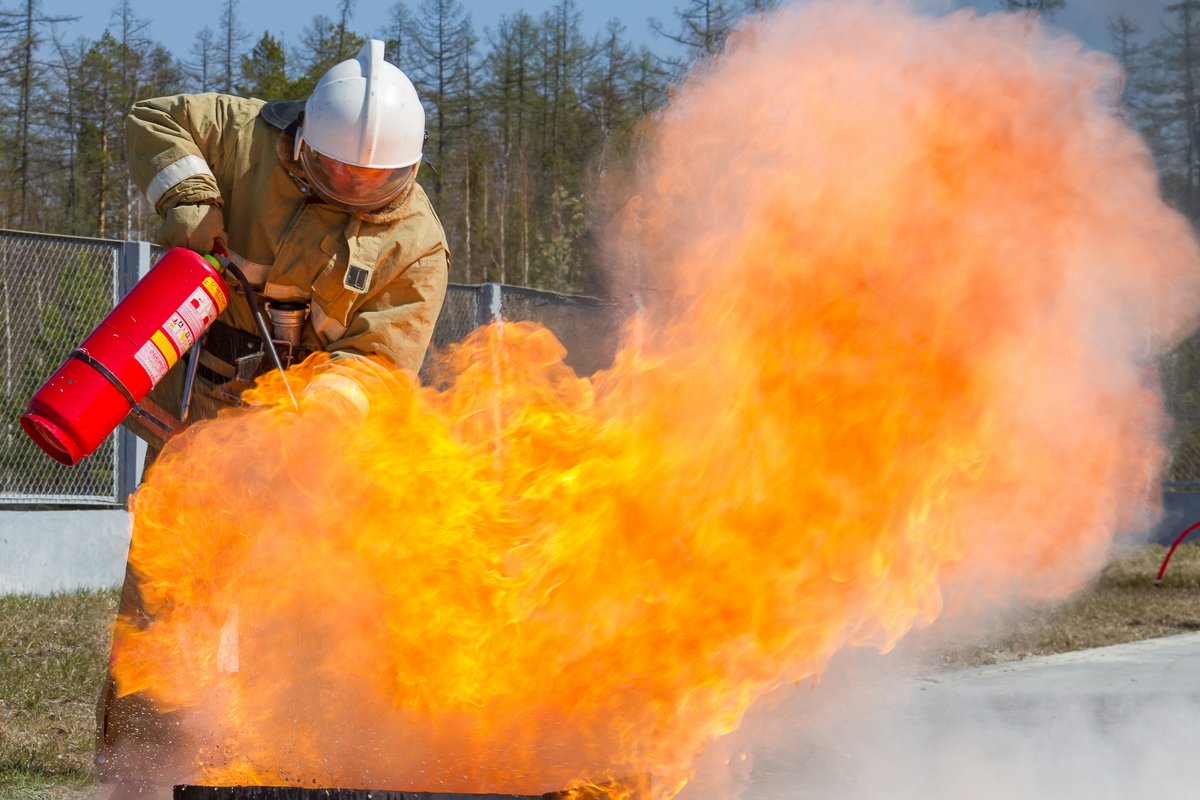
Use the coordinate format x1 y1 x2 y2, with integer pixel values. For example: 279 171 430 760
6 0 1196 297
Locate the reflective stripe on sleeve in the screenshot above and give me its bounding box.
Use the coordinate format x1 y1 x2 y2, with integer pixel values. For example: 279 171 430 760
146 155 216 205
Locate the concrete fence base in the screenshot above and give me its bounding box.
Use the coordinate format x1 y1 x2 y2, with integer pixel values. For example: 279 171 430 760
4 493 1200 597
0 510 131 595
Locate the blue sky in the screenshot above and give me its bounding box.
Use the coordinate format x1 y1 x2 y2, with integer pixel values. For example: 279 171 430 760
47 0 1168 64
52 0 688 55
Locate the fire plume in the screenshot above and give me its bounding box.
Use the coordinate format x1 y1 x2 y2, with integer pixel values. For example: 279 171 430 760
112 2 1200 798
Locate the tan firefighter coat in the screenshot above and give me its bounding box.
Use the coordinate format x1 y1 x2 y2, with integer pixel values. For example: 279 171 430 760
127 92 449 383
97 94 449 788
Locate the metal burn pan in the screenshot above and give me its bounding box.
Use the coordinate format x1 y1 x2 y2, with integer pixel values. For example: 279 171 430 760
176 790 554 800
175 786 631 800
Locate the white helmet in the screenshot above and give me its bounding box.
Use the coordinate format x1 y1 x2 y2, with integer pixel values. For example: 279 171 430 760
297 39 425 211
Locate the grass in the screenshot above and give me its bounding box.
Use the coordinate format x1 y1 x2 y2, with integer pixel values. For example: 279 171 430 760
2 545 1200 798
935 542 1200 668
0 590 118 800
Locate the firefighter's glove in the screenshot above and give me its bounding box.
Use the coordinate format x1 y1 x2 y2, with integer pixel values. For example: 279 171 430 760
299 372 371 419
157 202 226 254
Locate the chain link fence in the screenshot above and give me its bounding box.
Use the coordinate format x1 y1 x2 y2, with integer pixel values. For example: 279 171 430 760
0 230 629 507
1161 338 1200 487
0 232 149 506
9 226 1200 504
423 283 626 378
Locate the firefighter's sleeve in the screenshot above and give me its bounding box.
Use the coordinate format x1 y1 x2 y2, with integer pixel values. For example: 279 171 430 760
298 356 396 419
323 250 450 374
126 93 242 215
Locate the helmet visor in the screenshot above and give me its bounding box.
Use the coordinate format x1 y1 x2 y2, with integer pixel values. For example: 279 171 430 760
300 143 417 211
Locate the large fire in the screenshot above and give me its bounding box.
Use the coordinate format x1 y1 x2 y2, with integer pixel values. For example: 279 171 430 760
112 2 1200 798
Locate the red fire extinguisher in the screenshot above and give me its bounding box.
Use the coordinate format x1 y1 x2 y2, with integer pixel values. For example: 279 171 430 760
21 247 231 466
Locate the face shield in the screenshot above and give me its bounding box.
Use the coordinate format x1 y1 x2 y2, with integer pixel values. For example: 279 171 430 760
299 141 418 212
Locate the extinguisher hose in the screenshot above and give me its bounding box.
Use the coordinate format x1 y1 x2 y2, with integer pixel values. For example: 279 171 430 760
1155 518 1200 585
221 262 300 412
180 333 204 423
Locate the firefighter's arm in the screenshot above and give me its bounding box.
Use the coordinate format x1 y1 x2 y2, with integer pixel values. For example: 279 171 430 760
324 250 450 373
299 356 389 417
126 94 249 251
300 250 449 417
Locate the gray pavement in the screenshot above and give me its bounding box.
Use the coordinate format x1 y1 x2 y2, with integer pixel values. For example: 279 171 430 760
727 634 1200 800
912 632 1200 719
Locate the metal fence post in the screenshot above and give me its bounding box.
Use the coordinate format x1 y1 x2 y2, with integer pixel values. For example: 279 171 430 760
116 241 152 505
477 282 502 325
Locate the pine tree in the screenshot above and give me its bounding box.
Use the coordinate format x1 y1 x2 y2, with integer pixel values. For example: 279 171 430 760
238 32 294 100
293 2 364 94
75 32 127 238
1148 1 1200 221
70 10 184 242
0 0 668 298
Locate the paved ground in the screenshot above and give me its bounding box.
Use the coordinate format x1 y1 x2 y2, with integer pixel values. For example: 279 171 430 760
691 634 1200 800
912 631 1200 718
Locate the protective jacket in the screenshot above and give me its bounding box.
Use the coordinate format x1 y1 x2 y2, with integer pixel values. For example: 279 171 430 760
97 93 449 787
127 92 449 383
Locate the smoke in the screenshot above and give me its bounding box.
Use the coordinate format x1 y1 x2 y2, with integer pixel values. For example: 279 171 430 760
622 0 1200 610
114 1 1200 798
690 639 1200 800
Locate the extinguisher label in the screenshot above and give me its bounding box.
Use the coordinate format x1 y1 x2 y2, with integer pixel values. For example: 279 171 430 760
151 330 180 369
202 277 228 313
178 288 218 337
164 313 195 353
134 340 171 385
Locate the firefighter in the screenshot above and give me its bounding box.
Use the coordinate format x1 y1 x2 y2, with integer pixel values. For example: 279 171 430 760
95 40 448 797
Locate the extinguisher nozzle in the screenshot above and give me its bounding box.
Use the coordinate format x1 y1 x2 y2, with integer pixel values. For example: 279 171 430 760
20 410 85 467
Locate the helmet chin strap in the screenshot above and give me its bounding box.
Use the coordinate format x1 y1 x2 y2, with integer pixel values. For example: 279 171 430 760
289 129 318 199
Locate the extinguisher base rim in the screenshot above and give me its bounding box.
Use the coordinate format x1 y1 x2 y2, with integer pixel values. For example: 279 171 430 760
20 411 84 467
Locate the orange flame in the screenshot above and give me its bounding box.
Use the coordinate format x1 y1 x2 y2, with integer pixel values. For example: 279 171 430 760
113 2 1200 798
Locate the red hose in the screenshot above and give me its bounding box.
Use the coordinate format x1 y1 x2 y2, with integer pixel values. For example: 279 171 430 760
1155 518 1200 584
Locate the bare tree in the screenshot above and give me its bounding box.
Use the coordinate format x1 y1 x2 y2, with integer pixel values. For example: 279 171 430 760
1152 1 1200 220
46 32 82 232
111 0 151 238
409 0 473 209
649 0 738 73
189 26 218 92
381 1 416 68
0 0 77 228
333 0 356 62
1109 15 1146 119
216 0 248 94
1002 0 1066 17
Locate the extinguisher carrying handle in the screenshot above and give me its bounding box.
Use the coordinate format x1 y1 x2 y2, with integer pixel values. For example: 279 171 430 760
130 396 187 448
68 348 184 448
